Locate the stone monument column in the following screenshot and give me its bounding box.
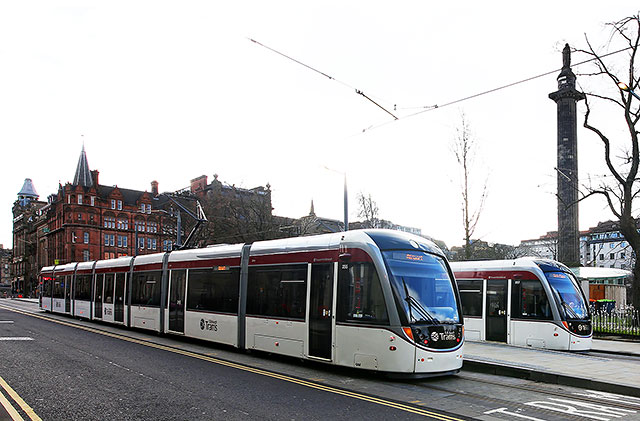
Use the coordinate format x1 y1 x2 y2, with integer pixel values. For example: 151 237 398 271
549 44 584 267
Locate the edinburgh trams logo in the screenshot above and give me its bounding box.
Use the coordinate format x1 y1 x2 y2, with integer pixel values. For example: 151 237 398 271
431 328 457 342
200 318 218 332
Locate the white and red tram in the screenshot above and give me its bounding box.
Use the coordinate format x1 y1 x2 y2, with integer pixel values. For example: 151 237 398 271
450 258 592 351
40 229 464 376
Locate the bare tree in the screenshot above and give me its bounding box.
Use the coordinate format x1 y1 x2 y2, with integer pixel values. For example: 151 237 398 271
451 112 488 260
357 192 380 229
576 15 640 309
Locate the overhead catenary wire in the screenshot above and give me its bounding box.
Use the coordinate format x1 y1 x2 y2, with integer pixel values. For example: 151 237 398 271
249 38 632 135
359 45 634 134
248 38 398 119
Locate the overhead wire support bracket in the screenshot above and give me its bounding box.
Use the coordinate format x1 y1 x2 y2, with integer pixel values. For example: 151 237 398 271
356 90 398 120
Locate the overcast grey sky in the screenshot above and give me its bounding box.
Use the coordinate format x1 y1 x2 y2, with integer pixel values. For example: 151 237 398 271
1 2 638 249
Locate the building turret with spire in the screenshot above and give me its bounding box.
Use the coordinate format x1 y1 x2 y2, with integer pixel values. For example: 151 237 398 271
549 44 585 267
17 178 39 206
12 178 47 296
73 144 93 188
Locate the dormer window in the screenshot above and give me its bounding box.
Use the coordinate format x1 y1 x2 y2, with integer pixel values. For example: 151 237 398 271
78 195 83 205
111 199 116 210
118 200 123 210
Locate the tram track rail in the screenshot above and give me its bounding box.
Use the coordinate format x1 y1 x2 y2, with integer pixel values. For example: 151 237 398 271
413 372 640 413
583 350 640 362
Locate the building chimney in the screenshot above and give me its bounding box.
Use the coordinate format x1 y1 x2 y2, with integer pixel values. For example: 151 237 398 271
151 180 159 196
190 175 208 193
91 170 100 187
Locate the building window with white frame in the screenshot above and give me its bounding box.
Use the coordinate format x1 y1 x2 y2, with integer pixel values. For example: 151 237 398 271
117 218 128 230
111 199 116 209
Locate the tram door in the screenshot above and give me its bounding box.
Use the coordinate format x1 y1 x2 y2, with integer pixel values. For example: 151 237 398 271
94 274 103 319
114 273 125 323
486 279 508 342
64 275 71 313
168 270 186 333
309 263 334 360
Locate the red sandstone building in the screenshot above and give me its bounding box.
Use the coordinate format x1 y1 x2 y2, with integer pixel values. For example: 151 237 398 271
44 146 175 264
12 147 177 295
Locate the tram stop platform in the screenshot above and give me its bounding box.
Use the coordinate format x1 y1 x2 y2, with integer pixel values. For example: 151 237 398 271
463 339 640 397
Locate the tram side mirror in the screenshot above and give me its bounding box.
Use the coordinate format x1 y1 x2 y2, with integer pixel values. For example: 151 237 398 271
339 253 352 262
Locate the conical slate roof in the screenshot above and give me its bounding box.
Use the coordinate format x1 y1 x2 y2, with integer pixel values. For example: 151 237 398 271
18 178 39 199
73 145 93 187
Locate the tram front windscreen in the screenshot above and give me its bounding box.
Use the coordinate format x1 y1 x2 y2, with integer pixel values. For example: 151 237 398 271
545 272 589 320
383 251 460 324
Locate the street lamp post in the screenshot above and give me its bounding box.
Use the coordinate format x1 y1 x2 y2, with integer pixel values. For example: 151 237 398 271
323 166 349 232
618 82 640 101
343 173 348 232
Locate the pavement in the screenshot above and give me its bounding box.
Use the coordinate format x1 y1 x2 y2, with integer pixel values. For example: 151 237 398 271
463 338 640 397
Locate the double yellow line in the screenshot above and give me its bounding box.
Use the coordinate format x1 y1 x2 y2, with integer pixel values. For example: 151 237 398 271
0 376 41 421
1 305 465 420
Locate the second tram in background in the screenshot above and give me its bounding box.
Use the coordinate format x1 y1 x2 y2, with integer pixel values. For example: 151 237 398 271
450 258 592 351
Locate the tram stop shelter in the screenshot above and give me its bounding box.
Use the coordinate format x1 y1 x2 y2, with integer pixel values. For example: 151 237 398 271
570 266 631 309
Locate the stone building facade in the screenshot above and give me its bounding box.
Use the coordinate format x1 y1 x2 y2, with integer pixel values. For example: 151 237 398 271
12 147 176 296
11 178 48 296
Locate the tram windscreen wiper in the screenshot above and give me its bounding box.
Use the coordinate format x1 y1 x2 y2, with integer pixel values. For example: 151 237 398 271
402 277 439 324
561 301 579 319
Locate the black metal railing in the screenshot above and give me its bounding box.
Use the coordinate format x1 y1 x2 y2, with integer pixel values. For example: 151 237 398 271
591 306 640 337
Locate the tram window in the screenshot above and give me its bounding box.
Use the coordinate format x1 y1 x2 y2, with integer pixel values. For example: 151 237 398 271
247 265 307 320
104 274 115 304
457 279 482 317
75 275 92 300
186 267 240 314
511 279 552 320
337 262 388 325
131 271 162 306
52 276 64 299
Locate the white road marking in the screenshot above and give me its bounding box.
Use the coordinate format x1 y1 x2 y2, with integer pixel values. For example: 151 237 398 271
0 337 33 341
573 390 640 406
524 398 636 420
484 407 547 420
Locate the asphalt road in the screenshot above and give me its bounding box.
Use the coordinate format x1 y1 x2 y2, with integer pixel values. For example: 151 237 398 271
0 302 461 421
3 299 640 421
